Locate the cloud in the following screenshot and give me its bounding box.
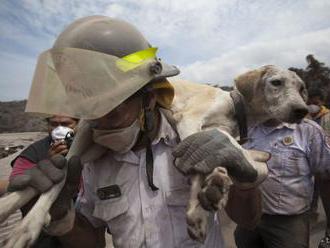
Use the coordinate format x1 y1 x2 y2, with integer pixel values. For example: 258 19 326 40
0 0 330 100
179 28 330 85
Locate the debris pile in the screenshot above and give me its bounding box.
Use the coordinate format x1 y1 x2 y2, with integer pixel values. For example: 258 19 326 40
0 145 24 159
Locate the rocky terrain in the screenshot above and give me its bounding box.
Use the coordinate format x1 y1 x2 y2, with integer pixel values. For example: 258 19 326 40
0 100 47 133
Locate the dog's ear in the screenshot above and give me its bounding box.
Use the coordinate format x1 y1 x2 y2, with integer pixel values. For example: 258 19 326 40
234 67 267 103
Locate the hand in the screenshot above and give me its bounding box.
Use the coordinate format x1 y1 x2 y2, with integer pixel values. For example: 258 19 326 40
173 129 270 185
8 155 82 220
48 140 69 157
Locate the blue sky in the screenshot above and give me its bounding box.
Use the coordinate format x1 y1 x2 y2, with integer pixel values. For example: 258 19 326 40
1 0 330 100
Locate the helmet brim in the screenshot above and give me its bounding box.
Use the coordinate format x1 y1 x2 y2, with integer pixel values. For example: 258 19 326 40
156 61 180 79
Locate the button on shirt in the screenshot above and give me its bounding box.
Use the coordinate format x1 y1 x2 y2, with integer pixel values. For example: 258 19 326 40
243 119 330 215
76 110 223 248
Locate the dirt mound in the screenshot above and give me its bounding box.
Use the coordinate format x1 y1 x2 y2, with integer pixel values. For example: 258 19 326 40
0 100 47 133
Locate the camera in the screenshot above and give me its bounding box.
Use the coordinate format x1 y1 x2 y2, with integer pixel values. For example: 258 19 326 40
64 131 74 148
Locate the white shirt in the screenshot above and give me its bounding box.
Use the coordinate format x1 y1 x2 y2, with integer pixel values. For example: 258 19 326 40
76 110 223 248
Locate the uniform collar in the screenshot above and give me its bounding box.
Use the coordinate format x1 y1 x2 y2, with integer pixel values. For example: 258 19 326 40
151 108 178 147
259 121 296 135
81 143 108 163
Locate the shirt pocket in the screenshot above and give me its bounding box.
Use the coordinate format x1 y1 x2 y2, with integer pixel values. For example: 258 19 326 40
93 195 129 223
282 150 309 177
268 148 285 175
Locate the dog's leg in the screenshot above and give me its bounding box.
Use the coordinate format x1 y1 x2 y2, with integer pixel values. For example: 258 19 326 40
186 167 233 243
186 174 210 243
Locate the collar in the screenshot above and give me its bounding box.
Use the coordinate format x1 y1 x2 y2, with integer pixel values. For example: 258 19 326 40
81 143 108 163
259 121 296 135
230 90 248 144
151 108 178 147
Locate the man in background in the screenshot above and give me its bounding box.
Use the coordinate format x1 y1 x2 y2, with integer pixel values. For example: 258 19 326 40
307 87 330 248
308 88 330 134
234 118 330 248
9 115 78 248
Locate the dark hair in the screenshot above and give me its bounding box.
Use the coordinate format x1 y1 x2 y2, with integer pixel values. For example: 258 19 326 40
308 88 326 101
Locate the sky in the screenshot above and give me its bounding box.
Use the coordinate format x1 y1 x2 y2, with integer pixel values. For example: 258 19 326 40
0 0 330 101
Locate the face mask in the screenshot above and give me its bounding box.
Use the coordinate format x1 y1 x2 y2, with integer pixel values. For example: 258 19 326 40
51 126 74 141
92 119 141 153
308 104 321 115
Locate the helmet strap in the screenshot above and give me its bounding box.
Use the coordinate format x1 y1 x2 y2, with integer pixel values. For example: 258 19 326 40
142 93 159 191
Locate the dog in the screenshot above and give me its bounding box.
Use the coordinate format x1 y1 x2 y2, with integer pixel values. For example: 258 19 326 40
169 65 308 242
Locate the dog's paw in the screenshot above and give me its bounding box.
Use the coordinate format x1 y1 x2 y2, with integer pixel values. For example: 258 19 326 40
198 167 232 211
186 202 209 243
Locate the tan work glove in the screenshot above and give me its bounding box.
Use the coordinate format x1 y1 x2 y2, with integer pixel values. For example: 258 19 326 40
8 155 82 221
173 129 270 189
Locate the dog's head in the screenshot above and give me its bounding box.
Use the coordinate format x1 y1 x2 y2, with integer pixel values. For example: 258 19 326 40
235 65 308 123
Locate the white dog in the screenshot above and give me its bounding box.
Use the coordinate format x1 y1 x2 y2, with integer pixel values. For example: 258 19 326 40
169 65 308 242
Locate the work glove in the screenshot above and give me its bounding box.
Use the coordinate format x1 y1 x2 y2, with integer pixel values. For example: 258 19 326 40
8 154 82 221
173 129 269 188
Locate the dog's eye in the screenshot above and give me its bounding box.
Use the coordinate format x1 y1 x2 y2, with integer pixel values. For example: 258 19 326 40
270 80 282 87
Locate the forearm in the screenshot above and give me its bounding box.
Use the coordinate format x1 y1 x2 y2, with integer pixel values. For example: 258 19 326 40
225 185 262 229
57 212 106 248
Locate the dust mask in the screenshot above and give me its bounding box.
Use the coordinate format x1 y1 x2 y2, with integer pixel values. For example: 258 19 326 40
51 126 74 142
92 119 141 153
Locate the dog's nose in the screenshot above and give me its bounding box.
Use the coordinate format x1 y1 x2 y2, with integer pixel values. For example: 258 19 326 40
293 107 308 120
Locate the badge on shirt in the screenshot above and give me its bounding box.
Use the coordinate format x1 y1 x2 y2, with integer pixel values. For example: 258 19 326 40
282 136 294 146
97 185 121 200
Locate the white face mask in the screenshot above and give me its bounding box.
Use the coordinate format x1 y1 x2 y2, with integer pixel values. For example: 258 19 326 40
92 119 141 153
51 126 74 141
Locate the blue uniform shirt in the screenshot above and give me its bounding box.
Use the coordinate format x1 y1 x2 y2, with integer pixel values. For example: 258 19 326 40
244 119 330 215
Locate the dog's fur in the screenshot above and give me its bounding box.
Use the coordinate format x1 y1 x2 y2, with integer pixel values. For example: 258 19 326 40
169 65 308 242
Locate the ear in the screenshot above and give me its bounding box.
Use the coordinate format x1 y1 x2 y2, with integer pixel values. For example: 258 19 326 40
234 66 268 102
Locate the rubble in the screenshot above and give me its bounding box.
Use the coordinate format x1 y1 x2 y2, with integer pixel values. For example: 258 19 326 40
0 145 24 159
